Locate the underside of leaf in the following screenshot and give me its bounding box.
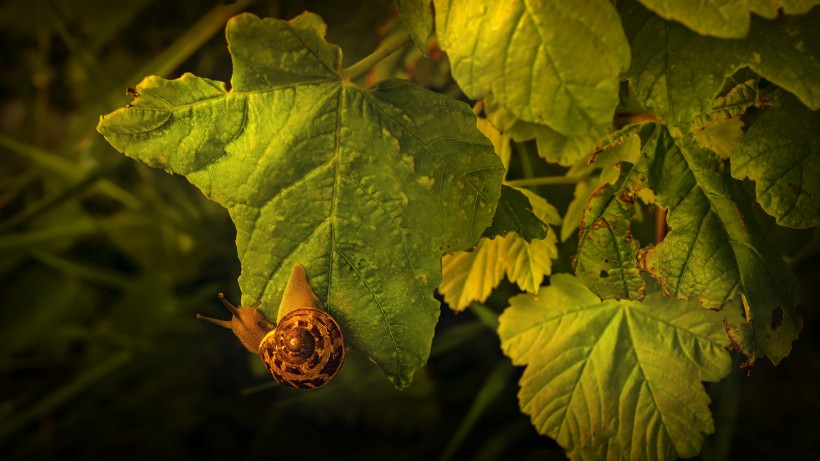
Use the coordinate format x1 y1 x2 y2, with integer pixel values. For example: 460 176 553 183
499 274 732 460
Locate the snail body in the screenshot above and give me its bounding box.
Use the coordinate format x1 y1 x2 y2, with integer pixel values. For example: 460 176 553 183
197 264 345 389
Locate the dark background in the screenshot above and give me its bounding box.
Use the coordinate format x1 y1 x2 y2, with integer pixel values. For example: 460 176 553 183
1 0 818 459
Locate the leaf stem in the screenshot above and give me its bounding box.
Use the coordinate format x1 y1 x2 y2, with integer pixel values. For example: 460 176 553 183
343 33 413 81
655 207 668 243
505 176 584 187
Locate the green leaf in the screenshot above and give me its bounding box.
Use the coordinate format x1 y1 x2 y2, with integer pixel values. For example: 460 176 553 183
562 178 599 242
732 90 820 228
97 12 505 388
691 79 764 132
439 228 558 310
575 160 647 300
440 189 559 310
636 0 820 38
435 0 630 137
439 236 507 312
624 1 820 129
507 189 560 293
499 274 732 461
642 125 802 365
482 185 548 241
476 116 512 171
692 118 745 160
560 131 643 242
484 93 597 166
690 78 759 159
397 0 434 56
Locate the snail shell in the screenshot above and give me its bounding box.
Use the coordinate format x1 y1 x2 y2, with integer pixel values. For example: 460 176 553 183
260 308 345 389
197 264 345 389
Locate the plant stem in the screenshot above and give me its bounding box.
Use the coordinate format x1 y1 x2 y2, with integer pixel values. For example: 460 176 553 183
505 176 584 187
343 33 413 81
470 302 499 331
514 142 535 180
655 207 668 243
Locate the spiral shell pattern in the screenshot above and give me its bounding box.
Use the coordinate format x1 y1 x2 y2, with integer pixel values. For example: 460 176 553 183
259 308 345 389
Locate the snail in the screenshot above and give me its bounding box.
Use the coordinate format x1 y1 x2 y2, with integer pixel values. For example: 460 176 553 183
197 264 345 389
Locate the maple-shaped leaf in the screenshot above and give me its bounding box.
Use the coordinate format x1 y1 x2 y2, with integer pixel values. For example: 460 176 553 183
636 0 820 38
499 274 732 460
642 125 802 365
732 90 820 228
624 0 819 130
435 0 630 138
97 13 505 388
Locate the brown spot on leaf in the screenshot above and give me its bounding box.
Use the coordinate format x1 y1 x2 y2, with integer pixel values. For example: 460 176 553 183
789 183 809 197
731 204 746 231
636 248 648 271
723 318 742 350
590 217 608 231
618 189 634 204
428 41 443 60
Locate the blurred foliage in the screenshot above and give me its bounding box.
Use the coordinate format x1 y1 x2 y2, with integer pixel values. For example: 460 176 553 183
0 0 818 459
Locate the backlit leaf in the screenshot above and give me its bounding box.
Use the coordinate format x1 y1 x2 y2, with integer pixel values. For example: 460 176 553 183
98 12 505 387
440 189 558 310
499 274 732 460
435 0 630 137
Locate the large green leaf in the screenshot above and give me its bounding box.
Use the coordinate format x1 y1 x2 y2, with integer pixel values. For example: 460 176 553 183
97 12 505 387
435 0 630 137
499 274 732 460
624 0 820 130
637 0 820 38
642 125 802 365
732 90 820 228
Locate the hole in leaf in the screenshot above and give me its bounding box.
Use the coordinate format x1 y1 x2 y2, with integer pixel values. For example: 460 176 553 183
599 270 609 278
770 306 784 330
